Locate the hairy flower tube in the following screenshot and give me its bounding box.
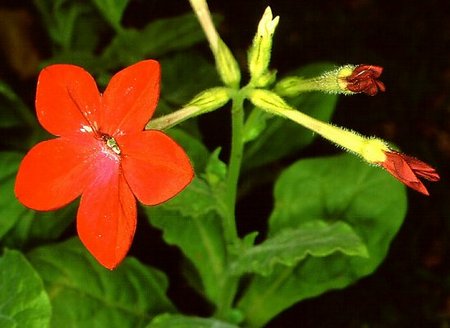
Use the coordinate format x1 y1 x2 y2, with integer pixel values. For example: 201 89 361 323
275 64 386 97
15 60 194 269
249 89 439 195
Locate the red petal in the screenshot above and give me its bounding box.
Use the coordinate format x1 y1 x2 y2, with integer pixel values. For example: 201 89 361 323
381 151 431 195
36 65 101 137
118 130 194 205
77 157 136 270
101 60 160 136
15 135 100 210
375 80 386 93
399 154 440 181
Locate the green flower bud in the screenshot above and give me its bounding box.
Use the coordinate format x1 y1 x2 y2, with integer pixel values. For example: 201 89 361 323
147 87 231 130
248 89 290 113
248 7 280 87
215 38 241 88
186 86 231 111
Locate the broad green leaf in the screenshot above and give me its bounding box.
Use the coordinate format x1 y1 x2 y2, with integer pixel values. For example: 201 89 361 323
230 221 368 277
0 249 51 328
0 81 32 128
28 238 174 328
101 14 207 69
149 177 217 219
243 62 338 169
238 154 407 327
91 0 129 31
145 205 226 305
0 151 75 247
147 313 239 328
2 203 76 248
145 152 228 304
160 52 220 105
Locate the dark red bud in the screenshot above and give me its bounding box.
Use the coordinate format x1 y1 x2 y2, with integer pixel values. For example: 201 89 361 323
345 64 386 96
379 150 440 195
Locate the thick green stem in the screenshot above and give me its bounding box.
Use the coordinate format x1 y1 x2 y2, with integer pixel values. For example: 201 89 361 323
215 93 245 321
223 97 244 243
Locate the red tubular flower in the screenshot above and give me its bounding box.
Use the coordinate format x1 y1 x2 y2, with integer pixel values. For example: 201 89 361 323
378 150 440 196
344 64 386 96
15 60 194 269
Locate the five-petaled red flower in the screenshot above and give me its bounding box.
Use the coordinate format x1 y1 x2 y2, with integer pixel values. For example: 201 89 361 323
379 150 440 196
344 64 386 96
15 60 194 269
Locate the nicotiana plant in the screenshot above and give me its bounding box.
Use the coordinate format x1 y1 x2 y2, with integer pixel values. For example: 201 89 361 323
0 0 440 327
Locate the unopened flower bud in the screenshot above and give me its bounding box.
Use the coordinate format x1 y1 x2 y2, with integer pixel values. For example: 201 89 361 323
147 87 231 130
186 87 231 111
248 7 280 87
341 64 385 96
275 64 385 97
377 150 439 195
215 39 241 88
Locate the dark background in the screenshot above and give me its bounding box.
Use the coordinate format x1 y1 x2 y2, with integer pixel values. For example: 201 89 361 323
1 0 449 327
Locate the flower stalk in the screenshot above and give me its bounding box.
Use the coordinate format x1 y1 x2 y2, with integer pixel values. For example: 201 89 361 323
188 0 219 52
189 0 241 88
249 89 439 194
146 87 231 130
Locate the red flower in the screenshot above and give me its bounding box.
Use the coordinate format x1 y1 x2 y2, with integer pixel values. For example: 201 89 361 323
378 151 440 195
15 60 194 269
344 64 386 96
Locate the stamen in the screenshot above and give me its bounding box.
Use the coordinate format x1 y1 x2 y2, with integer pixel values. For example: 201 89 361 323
101 134 121 155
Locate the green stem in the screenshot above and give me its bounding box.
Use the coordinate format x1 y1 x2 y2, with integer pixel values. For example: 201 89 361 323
215 92 246 321
223 96 244 243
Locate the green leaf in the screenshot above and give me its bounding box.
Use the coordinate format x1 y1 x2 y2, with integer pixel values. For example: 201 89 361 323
144 152 228 304
34 0 93 50
238 153 407 327
27 238 174 328
230 221 368 277
91 0 129 31
0 81 32 128
147 313 239 328
2 203 76 249
161 52 220 106
243 62 338 169
101 13 207 69
0 249 51 328
203 148 227 189
0 152 25 239
242 109 267 143
0 151 75 247
145 203 226 304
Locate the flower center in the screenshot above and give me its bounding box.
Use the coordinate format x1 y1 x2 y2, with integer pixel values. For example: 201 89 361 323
101 134 121 155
